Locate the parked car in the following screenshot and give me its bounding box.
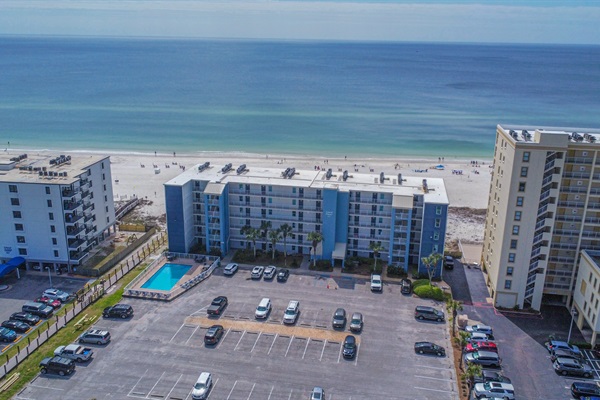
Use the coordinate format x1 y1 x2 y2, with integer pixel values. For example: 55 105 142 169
414 341 446 357
571 382 600 398
554 357 594 378
414 306 445 322
370 274 382 292
349 312 364 333
54 344 93 362
39 356 75 376
35 296 62 309
400 279 412 294
103 304 134 319
277 268 290 282
342 335 357 359
464 341 498 353
223 263 238 276
191 372 213 400
0 327 17 342
10 312 40 326
207 296 228 316
551 348 584 362
22 301 54 318
78 329 111 345
310 387 325 400
1 320 30 334
255 298 271 319
204 325 224 345
464 350 501 368
42 288 70 302
473 382 515 399
444 256 454 269
332 308 347 329
263 266 277 280
546 340 581 355
283 300 300 325
473 370 512 384
251 266 264 279
467 332 493 342
465 324 494 337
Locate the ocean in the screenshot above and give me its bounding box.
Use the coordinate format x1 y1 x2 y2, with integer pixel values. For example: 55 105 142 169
1 37 599 158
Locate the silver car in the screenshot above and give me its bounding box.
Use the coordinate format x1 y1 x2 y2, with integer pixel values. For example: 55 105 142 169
310 387 325 400
251 266 264 279
553 357 594 378
464 350 501 368
223 263 238 276
473 382 515 399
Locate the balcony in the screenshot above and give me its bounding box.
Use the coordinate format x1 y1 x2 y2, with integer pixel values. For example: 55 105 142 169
69 251 87 263
563 171 590 179
84 213 93 223
85 224 95 234
63 200 83 211
565 157 593 164
68 238 86 249
61 188 80 198
66 225 85 236
81 189 90 198
83 201 93 211
65 213 84 224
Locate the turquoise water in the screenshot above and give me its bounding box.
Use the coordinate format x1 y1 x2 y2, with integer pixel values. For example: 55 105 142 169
141 263 191 291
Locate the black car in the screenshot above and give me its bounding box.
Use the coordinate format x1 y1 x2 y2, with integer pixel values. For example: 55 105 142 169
414 341 446 357
401 279 412 294
10 312 40 326
39 356 75 376
1 320 30 333
474 370 512 384
204 325 224 345
332 308 347 329
206 296 228 316
342 335 357 359
277 268 290 282
103 304 134 319
572 382 600 399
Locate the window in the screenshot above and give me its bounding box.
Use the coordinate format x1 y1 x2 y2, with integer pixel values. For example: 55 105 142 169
50 225 56 233
379 218 383 224
436 206 442 215
518 182 526 192
508 253 516 262
12 211 21 218
45 186 51 194
54 250 59 258
514 211 522 221
9 184 18 193
435 219 441 228
11 198 20 206
268 209 272 215
104 195 108 202
520 167 528 177
292 211 296 217
507 267 514 276
292 187 296 194
523 152 530 162
49 212 54 220
510 240 517 249
239 196 243 202
269 186 272 192
52 238 57 245
433 232 439 240
239 184 243 189
103 184 107 191
292 200 296 205
504 280 512 289
268 198 272 204
107 217 110 223
516 197 524 207
512 225 520 235
15 223 23 231
379 206 383 212
16 236 25 243
47 200 52 207
18 248 27 256
102 173 106 180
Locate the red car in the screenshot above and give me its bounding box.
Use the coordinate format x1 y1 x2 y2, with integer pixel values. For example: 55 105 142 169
35 297 62 309
464 341 498 353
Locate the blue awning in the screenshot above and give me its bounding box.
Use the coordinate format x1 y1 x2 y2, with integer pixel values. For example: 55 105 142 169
0 257 25 278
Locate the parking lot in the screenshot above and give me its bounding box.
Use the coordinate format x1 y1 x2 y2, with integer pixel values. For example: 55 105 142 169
14 268 458 400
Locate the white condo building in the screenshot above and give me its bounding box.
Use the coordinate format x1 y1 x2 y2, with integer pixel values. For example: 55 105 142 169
0 154 116 272
483 125 600 311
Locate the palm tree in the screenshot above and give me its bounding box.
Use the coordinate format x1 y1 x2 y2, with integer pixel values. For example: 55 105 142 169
279 223 293 266
462 363 482 398
369 241 385 271
307 231 324 267
446 298 463 337
421 252 443 286
260 220 272 239
268 229 282 260
241 225 260 259
453 331 470 370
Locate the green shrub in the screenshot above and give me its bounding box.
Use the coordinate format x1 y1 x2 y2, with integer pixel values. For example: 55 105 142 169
413 284 445 301
412 279 430 288
387 266 407 278
309 260 333 272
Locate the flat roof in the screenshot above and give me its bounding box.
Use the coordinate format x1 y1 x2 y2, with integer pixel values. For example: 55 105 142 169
0 154 108 185
166 164 448 205
499 124 600 145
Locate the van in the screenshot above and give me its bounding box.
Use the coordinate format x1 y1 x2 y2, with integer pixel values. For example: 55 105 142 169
22 302 54 318
78 329 111 345
414 306 445 322
255 298 271 319
191 372 213 399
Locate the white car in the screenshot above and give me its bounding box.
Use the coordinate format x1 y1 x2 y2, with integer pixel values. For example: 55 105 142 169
465 324 494 337
251 266 264 279
223 263 238 276
473 382 515 399
467 332 492 342
263 266 276 280
283 300 300 324
42 288 70 302
370 274 382 292
191 372 212 400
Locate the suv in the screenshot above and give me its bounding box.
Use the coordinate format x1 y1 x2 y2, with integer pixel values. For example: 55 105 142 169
204 325 224 345
400 279 412 294
415 306 445 322
551 348 584 362
473 382 515 399
255 298 271 319
251 266 264 279
42 288 70 302
554 357 594 378
0 327 17 343
191 372 213 400
103 304 134 319
349 312 363 333
263 266 277 280
283 300 300 324
10 312 40 326
474 370 512 384
22 301 54 318
39 356 75 376
310 387 325 400
332 308 347 329
571 382 600 398
466 324 494 337
223 263 238 276
370 274 382 292
464 350 501 368
78 329 111 345
444 256 454 269
546 340 581 355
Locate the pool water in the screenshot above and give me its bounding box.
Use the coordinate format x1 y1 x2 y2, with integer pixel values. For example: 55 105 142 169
141 263 192 291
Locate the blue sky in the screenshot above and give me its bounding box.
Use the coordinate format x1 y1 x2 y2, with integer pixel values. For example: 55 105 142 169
1 0 599 44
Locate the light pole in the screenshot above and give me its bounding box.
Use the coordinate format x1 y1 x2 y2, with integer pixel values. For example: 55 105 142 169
48 265 53 287
567 307 578 343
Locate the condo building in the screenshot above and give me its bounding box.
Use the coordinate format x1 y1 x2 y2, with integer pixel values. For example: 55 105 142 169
0 154 116 271
165 164 449 276
483 125 600 311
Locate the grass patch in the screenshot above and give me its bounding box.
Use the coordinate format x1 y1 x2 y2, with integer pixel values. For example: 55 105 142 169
0 264 146 399
412 279 431 288
413 284 446 301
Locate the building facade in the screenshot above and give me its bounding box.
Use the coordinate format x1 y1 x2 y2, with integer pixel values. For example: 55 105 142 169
165 165 449 276
0 154 116 271
573 250 600 346
483 125 600 311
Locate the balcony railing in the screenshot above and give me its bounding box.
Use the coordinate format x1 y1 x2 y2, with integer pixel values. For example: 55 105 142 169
63 200 83 211
68 239 85 249
66 225 85 236
65 213 84 224
61 188 80 198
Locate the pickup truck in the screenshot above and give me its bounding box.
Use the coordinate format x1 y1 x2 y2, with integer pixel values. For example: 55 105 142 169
370 274 382 292
54 344 94 362
206 296 228 316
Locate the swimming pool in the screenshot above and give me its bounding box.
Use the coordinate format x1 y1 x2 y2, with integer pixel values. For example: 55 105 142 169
141 263 192 291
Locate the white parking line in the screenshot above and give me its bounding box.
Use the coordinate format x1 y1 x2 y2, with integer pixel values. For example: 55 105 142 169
302 338 311 359
320 340 327 361
287 389 293 400
165 374 183 400
246 383 256 400
190 305 210 316
185 326 200 345
337 342 343 363
285 336 294 357
234 330 246 350
415 364 453 371
128 368 149 397
147 371 166 399
250 332 262 352
414 386 454 394
169 324 187 343
204 378 219 400
414 375 455 382
267 385 275 400
28 383 64 391
226 380 238 400
217 328 231 349
354 343 360 366
268 334 278 354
